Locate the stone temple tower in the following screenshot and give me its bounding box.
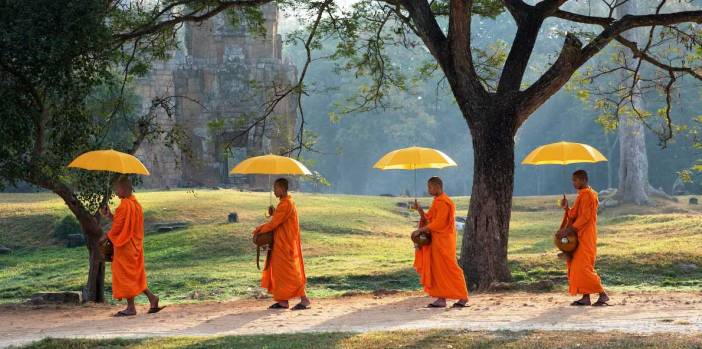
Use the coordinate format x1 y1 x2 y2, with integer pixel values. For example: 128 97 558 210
135 4 297 188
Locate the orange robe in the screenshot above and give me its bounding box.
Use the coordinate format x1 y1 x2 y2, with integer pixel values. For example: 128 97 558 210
107 195 147 300
414 193 469 300
256 195 306 301
566 186 604 295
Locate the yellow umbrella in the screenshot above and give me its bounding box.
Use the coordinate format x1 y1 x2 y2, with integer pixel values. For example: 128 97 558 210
68 149 150 176
230 154 312 206
522 141 607 165
230 154 312 175
373 146 457 198
522 141 607 194
373 146 457 170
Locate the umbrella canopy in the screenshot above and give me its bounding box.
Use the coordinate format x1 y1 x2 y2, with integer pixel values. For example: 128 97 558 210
373 146 457 170
68 149 150 176
521 141 607 165
229 154 312 175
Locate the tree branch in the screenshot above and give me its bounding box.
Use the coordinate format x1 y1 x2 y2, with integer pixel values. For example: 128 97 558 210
446 0 487 99
497 2 542 94
114 0 273 42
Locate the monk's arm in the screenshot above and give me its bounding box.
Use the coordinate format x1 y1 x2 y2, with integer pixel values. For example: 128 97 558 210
570 194 595 235
107 205 131 247
423 202 450 234
257 201 291 233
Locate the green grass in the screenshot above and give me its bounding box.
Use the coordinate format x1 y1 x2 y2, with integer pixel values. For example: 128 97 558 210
15 330 702 349
1 190 702 304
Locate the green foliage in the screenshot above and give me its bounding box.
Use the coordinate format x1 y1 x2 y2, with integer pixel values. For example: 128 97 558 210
52 216 81 241
0 0 112 189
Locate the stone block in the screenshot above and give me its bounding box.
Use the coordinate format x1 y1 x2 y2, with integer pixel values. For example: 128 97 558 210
30 292 82 305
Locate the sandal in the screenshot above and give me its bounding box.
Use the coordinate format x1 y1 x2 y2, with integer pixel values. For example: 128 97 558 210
269 303 288 309
452 302 468 308
291 303 310 311
148 306 166 314
427 303 446 308
570 300 590 306
113 310 136 317
592 300 611 306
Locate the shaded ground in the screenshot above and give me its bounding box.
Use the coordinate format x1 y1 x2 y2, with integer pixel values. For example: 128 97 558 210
3 291 702 348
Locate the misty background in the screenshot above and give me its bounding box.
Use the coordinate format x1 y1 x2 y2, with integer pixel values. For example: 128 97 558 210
281 6 702 197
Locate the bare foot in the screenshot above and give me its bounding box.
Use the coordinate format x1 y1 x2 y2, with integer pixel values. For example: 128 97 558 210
149 295 159 309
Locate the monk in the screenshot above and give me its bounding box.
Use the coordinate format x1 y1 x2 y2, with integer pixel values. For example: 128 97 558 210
99 176 162 316
412 176 469 308
559 170 610 306
253 178 310 310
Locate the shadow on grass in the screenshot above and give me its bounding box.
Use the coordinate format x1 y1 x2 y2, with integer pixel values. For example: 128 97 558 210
307 267 419 293
0 213 61 249
509 252 702 289
300 222 375 236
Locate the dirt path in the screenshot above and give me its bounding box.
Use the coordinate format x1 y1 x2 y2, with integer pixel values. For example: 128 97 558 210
2 291 702 348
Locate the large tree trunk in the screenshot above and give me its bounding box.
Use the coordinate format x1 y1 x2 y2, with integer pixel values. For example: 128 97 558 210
459 112 515 290
43 179 107 302
616 111 652 204
613 0 666 205
82 224 106 303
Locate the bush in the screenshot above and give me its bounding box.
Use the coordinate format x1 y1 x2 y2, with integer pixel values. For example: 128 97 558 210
52 215 81 241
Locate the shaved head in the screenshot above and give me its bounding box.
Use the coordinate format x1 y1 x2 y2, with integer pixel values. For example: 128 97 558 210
571 170 588 190
572 170 588 182
273 177 289 198
427 176 443 197
428 176 443 188
274 178 289 191
115 175 133 198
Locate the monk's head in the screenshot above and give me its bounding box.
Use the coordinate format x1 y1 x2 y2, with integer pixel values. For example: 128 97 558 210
427 176 443 197
114 175 133 199
273 178 289 198
572 170 588 190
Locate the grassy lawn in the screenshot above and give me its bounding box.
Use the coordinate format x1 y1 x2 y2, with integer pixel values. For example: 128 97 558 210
1 190 701 304
16 330 702 349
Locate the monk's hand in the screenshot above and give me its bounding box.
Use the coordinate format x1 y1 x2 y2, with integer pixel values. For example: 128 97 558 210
100 206 113 219
559 195 569 209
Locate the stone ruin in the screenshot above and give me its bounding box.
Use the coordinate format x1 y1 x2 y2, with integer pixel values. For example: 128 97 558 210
134 4 297 189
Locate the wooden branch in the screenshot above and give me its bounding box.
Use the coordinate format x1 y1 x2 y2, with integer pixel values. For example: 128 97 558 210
447 0 486 98
535 0 568 14
496 7 543 94
399 0 450 67
580 10 702 68
519 8 702 125
552 9 613 26
114 0 273 42
518 33 583 125
614 34 702 81
503 0 532 26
